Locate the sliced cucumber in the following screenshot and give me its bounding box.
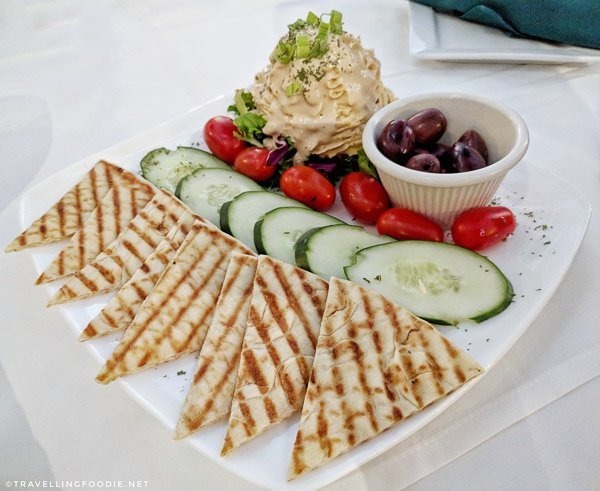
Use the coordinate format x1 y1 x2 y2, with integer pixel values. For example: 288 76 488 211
140 146 230 193
220 191 307 251
344 240 513 325
295 224 394 280
176 168 262 225
255 207 343 265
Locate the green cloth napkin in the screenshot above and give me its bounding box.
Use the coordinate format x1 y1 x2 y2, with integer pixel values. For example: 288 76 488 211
411 0 600 49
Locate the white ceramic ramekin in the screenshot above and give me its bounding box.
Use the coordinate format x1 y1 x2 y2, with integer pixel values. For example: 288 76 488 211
362 93 529 228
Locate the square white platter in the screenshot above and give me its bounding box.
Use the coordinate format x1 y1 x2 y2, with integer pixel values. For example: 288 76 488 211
409 2 600 64
18 95 590 489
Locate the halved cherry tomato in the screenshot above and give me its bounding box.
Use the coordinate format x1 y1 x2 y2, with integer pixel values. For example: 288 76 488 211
233 147 275 182
451 206 516 251
377 208 444 242
203 116 246 165
339 172 390 224
280 166 335 211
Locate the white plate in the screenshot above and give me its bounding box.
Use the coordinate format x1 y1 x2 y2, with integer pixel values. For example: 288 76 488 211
18 95 590 489
409 2 600 64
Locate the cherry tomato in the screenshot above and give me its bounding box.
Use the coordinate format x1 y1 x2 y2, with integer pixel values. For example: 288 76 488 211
203 116 246 164
339 172 390 224
376 208 444 242
280 166 336 211
451 206 516 251
233 147 275 182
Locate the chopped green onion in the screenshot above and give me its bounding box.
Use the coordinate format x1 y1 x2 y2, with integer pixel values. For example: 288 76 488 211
296 35 310 58
285 80 302 96
306 11 319 26
274 40 295 64
330 10 343 34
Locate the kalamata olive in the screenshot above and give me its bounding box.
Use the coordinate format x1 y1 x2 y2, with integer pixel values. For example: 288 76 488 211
459 130 489 163
406 153 441 173
451 142 487 172
415 143 453 173
377 119 415 163
407 108 447 145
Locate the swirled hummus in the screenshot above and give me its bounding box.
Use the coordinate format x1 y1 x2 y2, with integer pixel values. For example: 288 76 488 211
250 12 394 162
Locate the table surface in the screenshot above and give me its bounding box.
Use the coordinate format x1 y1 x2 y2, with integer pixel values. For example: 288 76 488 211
1 1 599 490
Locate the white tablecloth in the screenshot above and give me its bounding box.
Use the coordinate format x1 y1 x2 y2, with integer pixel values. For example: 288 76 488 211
1 1 599 489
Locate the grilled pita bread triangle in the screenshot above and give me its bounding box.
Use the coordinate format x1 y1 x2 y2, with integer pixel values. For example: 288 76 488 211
174 253 258 439
80 208 203 341
95 220 255 384
288 277 483 479
221 255 329 456
47 190 188 306
36 168 155 284
6 161 122 253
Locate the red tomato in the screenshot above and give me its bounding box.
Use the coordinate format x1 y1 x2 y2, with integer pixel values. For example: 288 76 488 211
203 116 246 164
451 206 516 251
280 166 336 211
377 208 444 242
233 147 275 182
339 172 390 224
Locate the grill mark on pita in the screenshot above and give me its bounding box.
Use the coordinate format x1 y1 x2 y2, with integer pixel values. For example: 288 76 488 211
291 432 306 477
75 186 86 269
363 293 396 403
293 267 327 318
264 397 278 423
82 324 97 338
185 314 249 424
418 330 445 396
439 336 465 383
128 220 161 250
222 435 234 453
91 261 116 285
129 281 148 301
74 183 83 228
75 270 100 295
192 355 213 385
61 284 77 300
272 262 318 349
348 324 379 433
238 402 256 436
99 310 118 331
96 195 106 253
242 348 268 390
251 287 301 408
316 400 333 457
340 399 356 446
56 201 65 238
130 186 138 219
39 214 47 240
108 229 207 361
121 239 146 264
113 184 122 239
90 163 100 212
221 281 254 335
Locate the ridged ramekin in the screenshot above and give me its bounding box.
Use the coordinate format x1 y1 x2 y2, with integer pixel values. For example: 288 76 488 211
362 93 529 228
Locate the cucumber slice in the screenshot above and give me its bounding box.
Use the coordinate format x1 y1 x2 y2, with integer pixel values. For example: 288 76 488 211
140 146 230 193
255 207 343 265
220 191 307 251
344 240 513 325
176 168 262 225
295 224 394 280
